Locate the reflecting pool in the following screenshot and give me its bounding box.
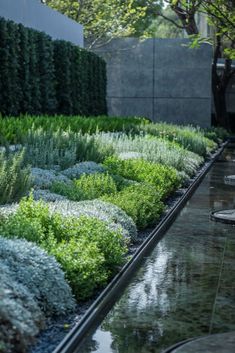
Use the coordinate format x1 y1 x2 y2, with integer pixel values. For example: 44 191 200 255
77 145 235 353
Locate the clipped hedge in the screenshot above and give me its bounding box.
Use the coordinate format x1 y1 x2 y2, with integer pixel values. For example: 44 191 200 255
0 17 106 117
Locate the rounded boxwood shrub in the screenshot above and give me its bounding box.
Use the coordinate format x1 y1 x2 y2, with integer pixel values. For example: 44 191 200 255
49 237 107 300
102 183 164 229
103 156 181 199
51 172 117 201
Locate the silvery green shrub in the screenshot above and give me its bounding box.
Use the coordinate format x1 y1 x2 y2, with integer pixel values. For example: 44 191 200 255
0 237 75 316
23 129 114 169
141 122 217 156
48 199 137 242
31 167 71 189
0 263 44 353
32 189 67 202
62 161 105 179
23 129 77 169
96 132 203 177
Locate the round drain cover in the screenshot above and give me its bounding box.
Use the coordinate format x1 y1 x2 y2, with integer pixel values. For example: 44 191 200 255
210 209 235 224
224 175 235 185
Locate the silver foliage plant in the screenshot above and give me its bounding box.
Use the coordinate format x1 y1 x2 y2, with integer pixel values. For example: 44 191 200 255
48 199 137 242
0 264 44 353
32 189 67 202
31 167 71 189
61 161 105 179
0 237 76 316
95 132 203 177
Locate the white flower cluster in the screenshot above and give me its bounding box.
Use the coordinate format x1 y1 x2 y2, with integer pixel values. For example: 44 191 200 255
32 189 67 202
61 161 105 179
31 168 71 189
48 199 137 242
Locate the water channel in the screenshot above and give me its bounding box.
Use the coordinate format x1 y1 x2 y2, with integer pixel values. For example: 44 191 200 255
76 144 235 353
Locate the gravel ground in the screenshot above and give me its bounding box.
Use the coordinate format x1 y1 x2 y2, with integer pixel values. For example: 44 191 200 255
29 155 216 353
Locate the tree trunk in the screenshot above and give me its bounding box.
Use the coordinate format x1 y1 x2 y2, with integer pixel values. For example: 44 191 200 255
212 36 234 129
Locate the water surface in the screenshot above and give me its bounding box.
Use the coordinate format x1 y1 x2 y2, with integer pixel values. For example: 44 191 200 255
77 146 235 353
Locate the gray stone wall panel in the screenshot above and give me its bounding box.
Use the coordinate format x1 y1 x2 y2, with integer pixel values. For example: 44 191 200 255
154 98 211 127
108 98 153 119
93 38 212 127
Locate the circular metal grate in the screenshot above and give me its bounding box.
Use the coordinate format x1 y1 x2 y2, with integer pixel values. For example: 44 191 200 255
224 175 235 186
210 209 235 224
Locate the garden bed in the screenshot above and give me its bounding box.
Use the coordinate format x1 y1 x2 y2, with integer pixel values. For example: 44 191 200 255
0 115 228 353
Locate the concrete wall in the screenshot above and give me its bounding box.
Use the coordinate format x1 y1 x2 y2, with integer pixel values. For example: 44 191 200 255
93 38 212 127
0 0 83 47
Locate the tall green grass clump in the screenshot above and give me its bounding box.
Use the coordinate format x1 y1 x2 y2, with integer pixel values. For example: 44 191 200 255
0 115 148 145
0 150 31 204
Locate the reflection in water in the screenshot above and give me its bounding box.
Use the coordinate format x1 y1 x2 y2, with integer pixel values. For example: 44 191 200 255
78 147 235 353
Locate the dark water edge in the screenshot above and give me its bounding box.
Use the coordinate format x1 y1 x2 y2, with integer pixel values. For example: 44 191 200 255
76 144 235 353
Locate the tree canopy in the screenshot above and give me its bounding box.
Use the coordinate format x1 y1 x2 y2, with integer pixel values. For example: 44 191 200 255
43 1 155 47
165 0 235 59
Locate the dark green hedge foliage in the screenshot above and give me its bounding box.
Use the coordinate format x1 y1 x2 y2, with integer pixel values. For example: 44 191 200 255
0 17 107 116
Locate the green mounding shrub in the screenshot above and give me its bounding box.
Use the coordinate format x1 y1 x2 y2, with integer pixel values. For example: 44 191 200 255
48 199 137 242
0 196 128 299
22 129 114 169
0 237 75 316
0 262 44 353
102 183 164 229
103 156 181 199
51 173 117 201
0 150 31 204
141 122 217 156
0 17 106 117
0 116 148 145
49 238 107 300
204 126 230 143
96 132 203 177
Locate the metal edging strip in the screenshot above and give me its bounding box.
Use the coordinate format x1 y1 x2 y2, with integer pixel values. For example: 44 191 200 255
53 141 228 353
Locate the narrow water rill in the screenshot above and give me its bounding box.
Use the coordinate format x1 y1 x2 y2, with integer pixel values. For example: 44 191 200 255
75 144 235 353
